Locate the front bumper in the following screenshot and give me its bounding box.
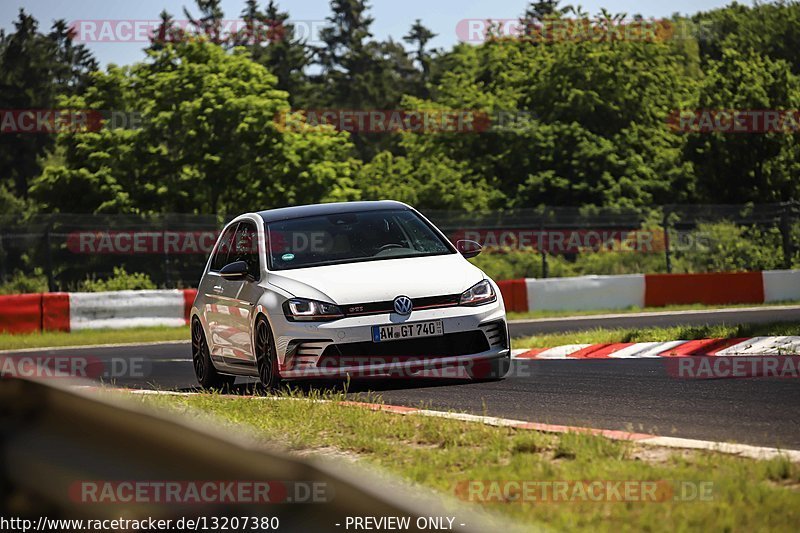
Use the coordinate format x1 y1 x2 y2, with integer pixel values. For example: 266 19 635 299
280 346 510 379
269 299 508 379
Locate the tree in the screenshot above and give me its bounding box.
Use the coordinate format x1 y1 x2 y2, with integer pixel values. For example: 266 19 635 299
233 1 311 104
522 0 571 22
518 0 571 42
684 48 800 203
311 1 423 158
0 10 96 200
353 151 500 211
692 1 800 74
398 23 699 209
313 0 378 108
183 0 226 45
150 10 185 50
32 40 355 215
403 19 437 97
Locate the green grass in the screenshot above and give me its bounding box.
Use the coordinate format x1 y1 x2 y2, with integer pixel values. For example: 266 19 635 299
0 326 190 351
513 322 800 349
507 300 800 320
135 391 800 532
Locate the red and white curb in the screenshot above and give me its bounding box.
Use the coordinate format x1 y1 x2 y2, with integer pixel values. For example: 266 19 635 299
511 336 800 359
113 389 800 463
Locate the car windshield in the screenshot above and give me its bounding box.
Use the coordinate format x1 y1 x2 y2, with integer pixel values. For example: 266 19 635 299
266 209 454 270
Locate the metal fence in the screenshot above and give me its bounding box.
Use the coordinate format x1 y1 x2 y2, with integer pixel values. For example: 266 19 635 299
0 203 797 291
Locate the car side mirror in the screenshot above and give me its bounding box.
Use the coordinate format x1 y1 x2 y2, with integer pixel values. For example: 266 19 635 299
219 260 249 281
456 239 482 259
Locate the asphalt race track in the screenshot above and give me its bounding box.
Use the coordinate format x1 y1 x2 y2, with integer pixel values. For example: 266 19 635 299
5 338 799 450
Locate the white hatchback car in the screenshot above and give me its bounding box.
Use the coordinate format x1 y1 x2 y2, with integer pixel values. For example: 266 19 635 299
190 201 509 389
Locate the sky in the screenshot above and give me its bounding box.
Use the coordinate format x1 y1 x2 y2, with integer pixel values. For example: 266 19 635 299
3 0 744 66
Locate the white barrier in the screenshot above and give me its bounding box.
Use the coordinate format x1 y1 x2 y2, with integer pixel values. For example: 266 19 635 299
762 270 800 303
525 274 646 311
69 290 186 330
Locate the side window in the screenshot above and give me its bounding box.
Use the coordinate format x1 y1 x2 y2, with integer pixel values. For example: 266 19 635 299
210 224 238 272
229 221 260 280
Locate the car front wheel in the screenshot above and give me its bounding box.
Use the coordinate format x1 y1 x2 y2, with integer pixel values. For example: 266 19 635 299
255 317 282 391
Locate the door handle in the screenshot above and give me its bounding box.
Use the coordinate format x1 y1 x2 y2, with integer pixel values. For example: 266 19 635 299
212 285 224 293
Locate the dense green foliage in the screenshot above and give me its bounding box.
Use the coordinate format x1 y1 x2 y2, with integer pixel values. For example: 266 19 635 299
468 220 797 280
2 0 799 216
30 40 355 214
0 268 48 294
79 266 157 292
0 11 96 201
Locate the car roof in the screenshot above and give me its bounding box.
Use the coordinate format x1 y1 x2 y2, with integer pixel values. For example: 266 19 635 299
255 200 411 223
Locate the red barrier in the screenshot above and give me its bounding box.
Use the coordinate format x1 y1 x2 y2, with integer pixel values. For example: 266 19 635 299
496 279 528 312
183 289 198 324
42 292 70 332
644 272 764 307
0 293 43 334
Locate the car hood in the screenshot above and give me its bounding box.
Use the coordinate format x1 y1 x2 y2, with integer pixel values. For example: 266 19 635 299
267 254 485 304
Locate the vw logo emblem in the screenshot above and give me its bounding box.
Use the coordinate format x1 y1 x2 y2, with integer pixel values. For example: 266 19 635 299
393 296 413 315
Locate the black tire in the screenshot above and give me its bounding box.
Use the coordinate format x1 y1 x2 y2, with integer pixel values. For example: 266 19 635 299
191 318 235 390
255 317 282 391
466 354 511 381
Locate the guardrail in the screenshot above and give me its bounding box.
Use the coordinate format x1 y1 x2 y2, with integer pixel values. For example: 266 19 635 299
0 289 197 333
497 270 800 312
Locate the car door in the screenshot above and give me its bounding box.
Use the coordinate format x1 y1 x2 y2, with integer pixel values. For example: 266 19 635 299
216 219 263 366
202 222 238 360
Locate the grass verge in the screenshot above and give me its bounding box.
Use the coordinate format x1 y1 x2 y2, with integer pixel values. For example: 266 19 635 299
513 322 800 349
0 326 190 351
507 300 800 320
135 391 800 532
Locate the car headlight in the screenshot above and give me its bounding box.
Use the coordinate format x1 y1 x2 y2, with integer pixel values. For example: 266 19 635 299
460 279 496 306
283 298 344 321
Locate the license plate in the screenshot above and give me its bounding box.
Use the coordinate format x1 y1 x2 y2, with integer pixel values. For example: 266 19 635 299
372 320 444 343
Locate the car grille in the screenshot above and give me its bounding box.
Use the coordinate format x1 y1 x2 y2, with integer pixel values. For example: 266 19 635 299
341 294 461 317
317 330 489 367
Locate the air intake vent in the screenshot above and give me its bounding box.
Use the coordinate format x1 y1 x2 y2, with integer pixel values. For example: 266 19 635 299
286 339 332 368
480 320 508 349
